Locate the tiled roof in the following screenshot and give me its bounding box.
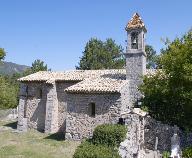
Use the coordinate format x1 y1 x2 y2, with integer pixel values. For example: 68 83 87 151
65 78 129 94
18 69 157 93
18 69 126 82
125 13 147 31
18 69 157 82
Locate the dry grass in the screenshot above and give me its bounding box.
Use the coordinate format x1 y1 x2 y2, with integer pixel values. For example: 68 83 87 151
0 120 80 158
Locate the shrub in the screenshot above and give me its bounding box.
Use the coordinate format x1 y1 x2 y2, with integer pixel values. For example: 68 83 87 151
73 124 127 158
73 141 120 158
0 76 18 109
92 124 127 147
182 146 192 158
162 151 170 158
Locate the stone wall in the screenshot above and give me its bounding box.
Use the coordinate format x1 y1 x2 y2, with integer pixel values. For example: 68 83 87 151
144 116 174 152
44 82 59 133
119 111 192 157
120 83 131 113
119 112 145 158
65 93 122 140
17 81 78 133
144 116 192 152
23 82 47 132
56 82 77 132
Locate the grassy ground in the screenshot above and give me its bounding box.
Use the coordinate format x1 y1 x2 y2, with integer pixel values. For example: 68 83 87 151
0 120 80 158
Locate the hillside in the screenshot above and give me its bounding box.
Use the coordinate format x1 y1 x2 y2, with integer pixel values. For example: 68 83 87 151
0 61 29 75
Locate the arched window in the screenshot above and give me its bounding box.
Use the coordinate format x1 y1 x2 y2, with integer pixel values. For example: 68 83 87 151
131 32 138 49
88 103 96 117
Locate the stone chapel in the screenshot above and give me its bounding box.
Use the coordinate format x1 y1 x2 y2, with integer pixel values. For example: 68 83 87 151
17 13 150 140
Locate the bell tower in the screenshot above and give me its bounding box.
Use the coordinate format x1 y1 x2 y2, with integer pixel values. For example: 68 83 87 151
125 13 147 84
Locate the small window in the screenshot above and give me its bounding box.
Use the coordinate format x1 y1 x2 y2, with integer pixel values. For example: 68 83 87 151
88 103 96 117
118 118 125 125
37 89 43 99
36 89 43 99
26 86 28 96
40 89 43 99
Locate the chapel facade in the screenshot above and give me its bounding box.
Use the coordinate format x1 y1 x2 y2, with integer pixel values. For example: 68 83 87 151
17 13 148 140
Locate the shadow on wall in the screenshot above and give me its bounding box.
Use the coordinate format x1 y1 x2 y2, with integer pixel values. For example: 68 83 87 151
30 99 46 132
44 132 65 141
58 120 66 132
3 121 18 129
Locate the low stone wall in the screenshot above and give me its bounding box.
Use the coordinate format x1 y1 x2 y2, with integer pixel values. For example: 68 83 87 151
65 93 122 140
0 108 18 120
144 116 174 152
119 111 192 158
145 116 192 152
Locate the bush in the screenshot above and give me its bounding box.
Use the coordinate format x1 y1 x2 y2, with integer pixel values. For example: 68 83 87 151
0 76 18 109
162 151 170 158
73 124 127 158
182 147 192 158
73 141 120 158
92 124 127 147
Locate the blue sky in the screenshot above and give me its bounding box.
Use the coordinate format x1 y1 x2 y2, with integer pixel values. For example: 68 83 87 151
0 0 191 71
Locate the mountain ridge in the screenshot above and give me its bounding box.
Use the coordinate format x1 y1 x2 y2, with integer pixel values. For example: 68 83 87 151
0 61 30 75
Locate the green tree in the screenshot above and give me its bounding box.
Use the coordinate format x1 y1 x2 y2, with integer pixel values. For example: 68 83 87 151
76 38 125 70
31 59 48 73
23 59 48 76
140 31 192 131
0 76 18 109
0 48 6 61
145 45 159 69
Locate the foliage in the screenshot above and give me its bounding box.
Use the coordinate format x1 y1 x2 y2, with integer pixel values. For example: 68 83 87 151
141 105 149 112
73 141 120 158
23 59 49 76
92 124 127 147
140 31 192 131
162 151 170 158
76 38 125 70
0 48 6 61
0 58 49 109
22 68 33 76
0 76 18 109
31 59 48 73
145 45 160 69
182 146 192 158
73 124 126 158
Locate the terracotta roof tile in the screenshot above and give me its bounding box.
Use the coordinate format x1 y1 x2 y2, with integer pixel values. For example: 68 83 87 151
18 69 126 82
125 13 147 31
65 78 129 93
18 69 157 93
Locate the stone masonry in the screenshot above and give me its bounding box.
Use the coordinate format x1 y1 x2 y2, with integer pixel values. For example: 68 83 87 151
17 13 192 158
65 93 121 140
17 81 77 133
